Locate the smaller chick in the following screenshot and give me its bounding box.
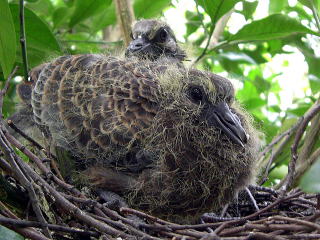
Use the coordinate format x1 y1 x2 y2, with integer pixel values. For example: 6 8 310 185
125 19 186 62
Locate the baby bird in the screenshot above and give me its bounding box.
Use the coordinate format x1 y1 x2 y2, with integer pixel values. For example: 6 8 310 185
125 19 186 62
14 54 259 222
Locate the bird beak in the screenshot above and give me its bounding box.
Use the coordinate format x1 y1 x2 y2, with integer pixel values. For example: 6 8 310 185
205 102 248 147
126 37 151 55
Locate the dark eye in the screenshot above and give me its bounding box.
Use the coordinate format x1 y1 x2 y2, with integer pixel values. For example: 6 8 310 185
188 86 204 103
130 32 134 39
157 28 168 42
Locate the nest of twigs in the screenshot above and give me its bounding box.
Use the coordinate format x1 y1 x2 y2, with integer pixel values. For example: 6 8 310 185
0 70 320 240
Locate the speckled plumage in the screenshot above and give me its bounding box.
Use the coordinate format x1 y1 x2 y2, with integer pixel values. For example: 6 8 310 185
14 54 259 222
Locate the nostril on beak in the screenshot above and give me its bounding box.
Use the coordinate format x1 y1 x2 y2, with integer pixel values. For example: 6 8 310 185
129 41 144 51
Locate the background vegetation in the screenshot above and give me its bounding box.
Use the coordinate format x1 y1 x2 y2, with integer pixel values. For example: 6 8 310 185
1 0 320 201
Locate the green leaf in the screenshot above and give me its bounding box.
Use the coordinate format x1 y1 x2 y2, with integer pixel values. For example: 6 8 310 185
69 0 112 28
219 52 256 64
242 0 258 20
197 0 241 23
185 10 203 37
134 0 171 19
298 0 319 11
25 0 54 17
309 74 320 94
90 3 116 33
300 157 320 193
288 103 311 117
269 0 288 14
52 7 71 29
229 14 320 43
10 4 61 53
0 226 24 240
0 0 16 78
242 98 266 110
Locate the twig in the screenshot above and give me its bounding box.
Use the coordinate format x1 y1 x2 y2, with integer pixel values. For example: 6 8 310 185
12 155 134 239
272 215 320 232
0 215 100 237
7 119 44 150
245 187 259 211
114 0 135 46
0 131 52 238
280 101 320 191
193 27 214 64
257 121 301 161
2 130 83 197
19 0 29 82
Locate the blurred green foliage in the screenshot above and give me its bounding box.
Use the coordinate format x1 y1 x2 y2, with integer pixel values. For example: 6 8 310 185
0 0 319 189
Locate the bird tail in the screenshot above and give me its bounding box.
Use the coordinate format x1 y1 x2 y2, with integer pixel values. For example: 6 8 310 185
5 64 43 138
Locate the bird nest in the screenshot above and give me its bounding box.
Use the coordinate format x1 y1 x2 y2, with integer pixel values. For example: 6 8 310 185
0 71 320 240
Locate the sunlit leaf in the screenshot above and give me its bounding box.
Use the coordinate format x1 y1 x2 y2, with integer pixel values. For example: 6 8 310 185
134 0 171 19
197 0 241 24
269 0 288 14
242 1 258 20
287 103 311 117
242 98 266 110
298 0 319 12
300 157 320 193
10 4 61 53
25 0 54 17
52 7 71 29
90 3 116 34
185 10 203 37
0 0 16 78
219 52 256 64
309 74 320 94
229 14 320 43
69 0 112 28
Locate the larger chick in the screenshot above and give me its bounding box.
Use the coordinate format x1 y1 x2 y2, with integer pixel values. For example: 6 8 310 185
23 54 258 222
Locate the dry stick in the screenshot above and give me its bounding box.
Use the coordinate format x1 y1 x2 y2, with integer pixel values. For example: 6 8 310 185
3 130 84 197
113 0 135 46
0 215 100 238
19 0 29 82
120 208 207 238
248 232 286 240
280 101 320 191
92 208 161 240
0 201 52 240
0 132 51 239
0 67 51 238
257 121 301 161
6 120 64 181
2 225 50 240
0 138 132 238
258 121 301 185
67 194 201 239
7 119 44 150
8 154 134 239
271 215 320 232
259 150 275 185
284 234 320 239
205 191 304 230
0 157 14 175
66 193 169 238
